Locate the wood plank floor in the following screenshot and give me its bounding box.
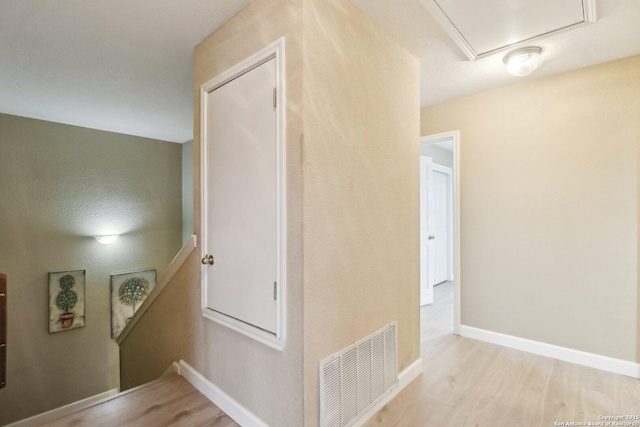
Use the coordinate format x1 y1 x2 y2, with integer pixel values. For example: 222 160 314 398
365 281 640 427
43 374 239 427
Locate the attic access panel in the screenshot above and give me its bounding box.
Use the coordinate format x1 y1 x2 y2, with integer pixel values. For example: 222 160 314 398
420 0 596 60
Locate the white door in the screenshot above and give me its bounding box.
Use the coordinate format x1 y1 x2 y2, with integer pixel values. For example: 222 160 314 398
420 158 453 306
203 58 278 334
419 156 433 305
430 165 452 286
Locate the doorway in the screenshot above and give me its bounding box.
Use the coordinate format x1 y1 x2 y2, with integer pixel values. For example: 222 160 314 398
419 131 460 335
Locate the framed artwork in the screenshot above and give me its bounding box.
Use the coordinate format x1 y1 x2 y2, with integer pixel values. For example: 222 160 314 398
49 270 86 333
110 269 156 339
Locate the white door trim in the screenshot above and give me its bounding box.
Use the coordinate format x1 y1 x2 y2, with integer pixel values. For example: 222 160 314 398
199 38 287 350
420 131 460 335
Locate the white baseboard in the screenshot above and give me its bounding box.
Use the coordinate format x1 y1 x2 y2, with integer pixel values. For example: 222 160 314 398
6 388 119 427
177 360 269 427
162 361 180 377
459 325 640 379
352 357 424 427
177 358 422 427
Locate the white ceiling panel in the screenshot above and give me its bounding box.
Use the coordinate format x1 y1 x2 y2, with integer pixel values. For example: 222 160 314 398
435 0 586 55
350 0 640 107
419 0 596 59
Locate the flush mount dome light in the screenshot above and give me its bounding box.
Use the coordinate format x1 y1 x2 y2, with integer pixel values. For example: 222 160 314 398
94 235 119 245
503 46 544 76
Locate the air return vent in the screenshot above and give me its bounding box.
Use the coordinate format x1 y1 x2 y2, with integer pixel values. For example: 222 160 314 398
319 322 398 427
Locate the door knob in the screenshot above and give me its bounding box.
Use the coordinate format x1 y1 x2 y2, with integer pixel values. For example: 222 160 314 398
201 255 214 265
428 235 435 240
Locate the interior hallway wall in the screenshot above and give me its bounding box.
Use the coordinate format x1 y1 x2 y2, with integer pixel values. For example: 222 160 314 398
121 1 421 426
422 55 640 362
121 0 304 425
0 113 182 425
302 0 421 424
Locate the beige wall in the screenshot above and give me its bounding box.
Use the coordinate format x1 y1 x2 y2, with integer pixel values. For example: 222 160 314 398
420 143 453 168
302 0 420 425
0 113 182 425
192 2 305 425
121 1 420 426
122 0 305 425
422 56 640 362
119 251 199 390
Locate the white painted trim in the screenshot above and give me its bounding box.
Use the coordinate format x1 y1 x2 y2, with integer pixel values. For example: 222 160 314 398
420 131 461 335
6 388 119 427
459 325 640 379
201 310 284 351
178 360 269 427
162 361 180 377
418 0 476 60
398 358 424 389
200 37 287 350
352 358 423 427
117 235 197 345
418 0 596 60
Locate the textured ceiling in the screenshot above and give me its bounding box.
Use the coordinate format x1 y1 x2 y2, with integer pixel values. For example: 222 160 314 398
425 0 588 57
2 0 640 142
350 0 640 107
0 0 252 143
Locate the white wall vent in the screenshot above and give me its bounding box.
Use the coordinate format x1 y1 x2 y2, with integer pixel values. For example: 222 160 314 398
319 322 398 427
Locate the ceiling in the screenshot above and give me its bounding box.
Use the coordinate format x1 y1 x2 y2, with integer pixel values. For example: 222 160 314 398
421 0 593 59
1 0 639 143
350 0 640 107
0 0 251 143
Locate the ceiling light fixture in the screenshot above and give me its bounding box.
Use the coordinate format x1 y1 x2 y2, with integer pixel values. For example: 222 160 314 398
503 47 544 77
94 235 119 245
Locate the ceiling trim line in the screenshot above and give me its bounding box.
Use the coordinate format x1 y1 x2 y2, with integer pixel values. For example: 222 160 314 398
475 21 593 60
419 0 597 62
419 0 477 60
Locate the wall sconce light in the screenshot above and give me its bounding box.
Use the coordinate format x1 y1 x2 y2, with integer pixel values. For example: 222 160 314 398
504 46 544 76
94 235 119 245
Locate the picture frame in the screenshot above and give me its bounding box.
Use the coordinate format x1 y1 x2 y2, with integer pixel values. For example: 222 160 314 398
49 270 86 333
110 269 156 340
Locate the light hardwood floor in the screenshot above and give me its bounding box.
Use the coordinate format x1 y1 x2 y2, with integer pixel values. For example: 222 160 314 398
43 374 239 427
365 281 640 427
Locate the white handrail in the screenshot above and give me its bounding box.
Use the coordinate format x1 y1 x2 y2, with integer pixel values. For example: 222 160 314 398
117 235 197 345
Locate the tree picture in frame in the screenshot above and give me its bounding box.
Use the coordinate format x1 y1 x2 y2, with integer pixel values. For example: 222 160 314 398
48 270 86 333
110 269 156 339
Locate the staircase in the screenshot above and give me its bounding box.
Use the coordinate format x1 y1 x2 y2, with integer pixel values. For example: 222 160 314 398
41 374 238 427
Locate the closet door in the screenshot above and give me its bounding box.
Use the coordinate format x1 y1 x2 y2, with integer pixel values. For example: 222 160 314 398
201 40 286 349
203 57 278 334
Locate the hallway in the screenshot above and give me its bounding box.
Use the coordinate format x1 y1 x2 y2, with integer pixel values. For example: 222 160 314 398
365 282 640 426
